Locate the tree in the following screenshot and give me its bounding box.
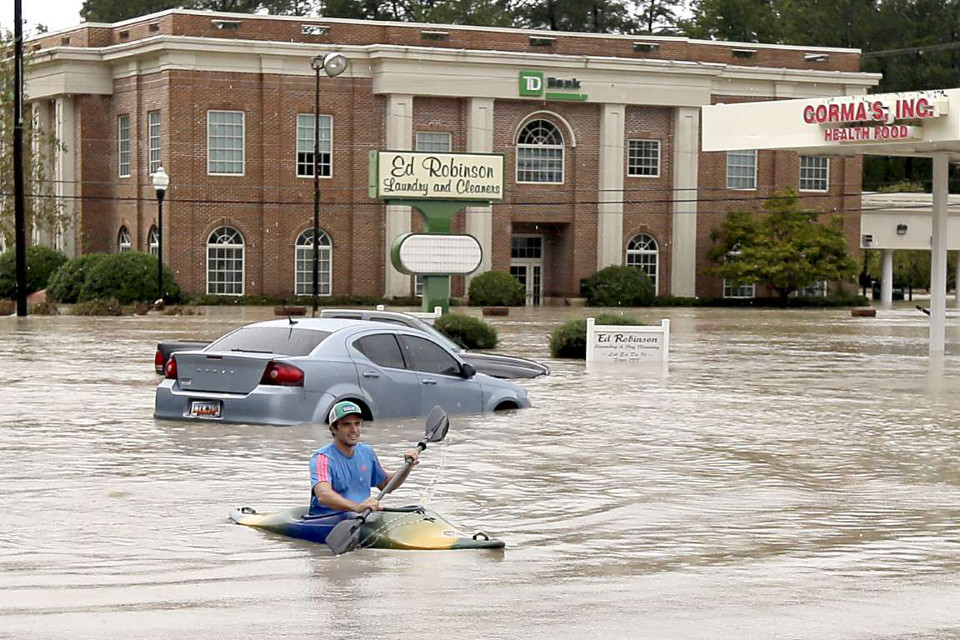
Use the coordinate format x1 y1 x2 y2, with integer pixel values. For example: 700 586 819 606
681 0 782 42
80 0 181 22
635 0 683 33
524 0 636 33
708 190 859 303
0 31 66 252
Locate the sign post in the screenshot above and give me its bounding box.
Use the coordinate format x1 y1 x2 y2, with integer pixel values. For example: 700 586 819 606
369 151 504 313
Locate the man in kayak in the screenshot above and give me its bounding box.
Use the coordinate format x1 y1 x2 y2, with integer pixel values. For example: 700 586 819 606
310 400 420 516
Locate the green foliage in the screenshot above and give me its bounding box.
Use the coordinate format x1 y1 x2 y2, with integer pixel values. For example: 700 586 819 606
46 253 109 303
583 265 656 307
549 313 646 359
434 313 498 349
29 300 59 315
0 245 68 298
468 271 525 307
79 252 181 304
875 180 926 193
708 190 859 303
681 0 783 42
0 299 13 315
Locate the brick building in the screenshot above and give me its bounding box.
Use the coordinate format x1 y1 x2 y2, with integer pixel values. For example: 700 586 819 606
25 10 879 303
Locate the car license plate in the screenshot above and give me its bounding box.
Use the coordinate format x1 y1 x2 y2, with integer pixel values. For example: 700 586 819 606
189 400 222 419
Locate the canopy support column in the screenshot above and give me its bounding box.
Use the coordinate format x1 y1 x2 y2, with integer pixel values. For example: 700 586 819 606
930 154 949 354
881 249 894 304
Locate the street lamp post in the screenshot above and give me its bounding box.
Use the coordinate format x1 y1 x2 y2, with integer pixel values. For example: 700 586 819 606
310 52 348 316
152 166 170 306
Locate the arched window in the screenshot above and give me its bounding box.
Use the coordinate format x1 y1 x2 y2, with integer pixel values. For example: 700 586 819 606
516 119 564 183
207 226 244 295
626 233 658 294
148 226 159 257
295 228 332 296
118 226 132 252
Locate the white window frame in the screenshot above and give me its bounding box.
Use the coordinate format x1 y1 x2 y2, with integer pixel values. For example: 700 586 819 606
726 150 757 190
799 156 829 192
414 275 424 298
207 110 245 176
415 131 453 153
118 226 132 252
295 228 332 296
148 226 159 257
118 114 131 177
516 119 565 185
795 280 828 297
627 139 661 178
206 226 245 295
723 280 755 299
148 110 161 175
625 233 659 295
296 113 333 178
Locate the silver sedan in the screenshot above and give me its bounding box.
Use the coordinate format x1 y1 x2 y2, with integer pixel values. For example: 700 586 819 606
154 318 531 426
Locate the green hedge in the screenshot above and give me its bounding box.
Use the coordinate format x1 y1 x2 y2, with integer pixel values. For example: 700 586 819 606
0 245 68 298
468 271 525 307
434 313 498 350
47 253 109 303
583 265 655 307
79 252 181 304
549 313 647 359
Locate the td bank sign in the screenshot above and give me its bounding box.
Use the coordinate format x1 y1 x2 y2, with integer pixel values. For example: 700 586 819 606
519 71 588 101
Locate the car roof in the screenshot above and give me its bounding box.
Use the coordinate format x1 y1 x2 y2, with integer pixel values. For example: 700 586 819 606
245 317 386 332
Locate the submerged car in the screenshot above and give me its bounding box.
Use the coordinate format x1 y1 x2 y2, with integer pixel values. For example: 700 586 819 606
319 309 550 379
154 318 531 426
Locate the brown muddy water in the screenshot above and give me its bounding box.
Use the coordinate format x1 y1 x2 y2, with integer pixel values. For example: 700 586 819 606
2 305 960 640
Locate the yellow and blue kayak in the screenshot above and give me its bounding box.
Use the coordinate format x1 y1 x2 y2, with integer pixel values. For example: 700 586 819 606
229 505 505 550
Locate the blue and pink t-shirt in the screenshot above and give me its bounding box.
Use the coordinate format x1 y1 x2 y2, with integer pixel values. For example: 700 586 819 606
309 442 387 516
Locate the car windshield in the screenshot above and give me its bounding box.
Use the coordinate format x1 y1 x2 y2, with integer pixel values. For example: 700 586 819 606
207 327 331 356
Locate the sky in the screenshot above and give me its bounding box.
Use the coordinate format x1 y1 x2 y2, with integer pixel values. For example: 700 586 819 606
0 0 86 35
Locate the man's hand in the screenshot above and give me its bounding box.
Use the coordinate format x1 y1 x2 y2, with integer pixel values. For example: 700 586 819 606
404 449 420 465
356 497 381 512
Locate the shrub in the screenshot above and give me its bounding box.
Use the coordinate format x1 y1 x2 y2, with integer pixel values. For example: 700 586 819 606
0 299 14 315
46 253 109 303
74 298 125 316
468 271 525 307
29 300 59 315
549 313 646 359
0 245 68 298
583 265 655 307
434 312 498 350
79 252 181 304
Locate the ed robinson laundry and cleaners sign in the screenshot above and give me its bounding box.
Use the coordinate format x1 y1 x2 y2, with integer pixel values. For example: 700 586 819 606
369 151 504 201
804 92 948 143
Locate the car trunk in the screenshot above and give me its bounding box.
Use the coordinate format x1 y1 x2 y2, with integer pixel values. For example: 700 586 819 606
174 353 275 394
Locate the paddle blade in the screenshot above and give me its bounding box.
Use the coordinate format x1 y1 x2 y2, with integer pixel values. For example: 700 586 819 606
326 516 364 555
424 405 449 443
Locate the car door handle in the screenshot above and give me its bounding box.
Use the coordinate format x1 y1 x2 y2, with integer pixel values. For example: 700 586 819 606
362 372 380 379
421 378 438 385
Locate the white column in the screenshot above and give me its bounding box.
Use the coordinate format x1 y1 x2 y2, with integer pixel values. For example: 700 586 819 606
597 103 625 270
32 102 54 248
465 97 494 286
56 96 76 257
671 107 700 297
930 154 949 354
384 94 413 298
881 249 894 304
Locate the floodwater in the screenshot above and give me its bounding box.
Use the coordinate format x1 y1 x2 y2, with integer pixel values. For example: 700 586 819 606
3 304 960 640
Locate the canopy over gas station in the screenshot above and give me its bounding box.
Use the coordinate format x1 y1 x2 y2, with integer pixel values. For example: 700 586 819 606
703 89 960 355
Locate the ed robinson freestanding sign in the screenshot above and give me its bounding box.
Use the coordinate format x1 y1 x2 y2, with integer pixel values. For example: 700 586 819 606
369 150 504 312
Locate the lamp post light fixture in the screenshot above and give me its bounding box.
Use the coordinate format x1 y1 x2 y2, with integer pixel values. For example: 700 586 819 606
310 52 348 316
152 165 170 306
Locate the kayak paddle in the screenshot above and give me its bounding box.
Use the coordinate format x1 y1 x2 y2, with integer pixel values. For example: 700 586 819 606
326 405 450 555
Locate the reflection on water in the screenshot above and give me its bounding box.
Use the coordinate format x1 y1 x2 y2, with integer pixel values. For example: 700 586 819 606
3 305 960 639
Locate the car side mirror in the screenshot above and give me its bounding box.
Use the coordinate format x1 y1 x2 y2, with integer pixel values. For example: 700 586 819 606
461 363 477 379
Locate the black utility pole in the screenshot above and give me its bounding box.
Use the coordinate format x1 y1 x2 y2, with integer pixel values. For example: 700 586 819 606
13 0 27 317
312 61 320 317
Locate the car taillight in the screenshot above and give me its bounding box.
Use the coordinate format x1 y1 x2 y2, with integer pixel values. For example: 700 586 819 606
155 350 165 374
165 356 178 380
261 361 304 387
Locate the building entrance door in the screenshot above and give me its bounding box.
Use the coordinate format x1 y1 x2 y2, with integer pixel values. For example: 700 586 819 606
510 235 543 306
